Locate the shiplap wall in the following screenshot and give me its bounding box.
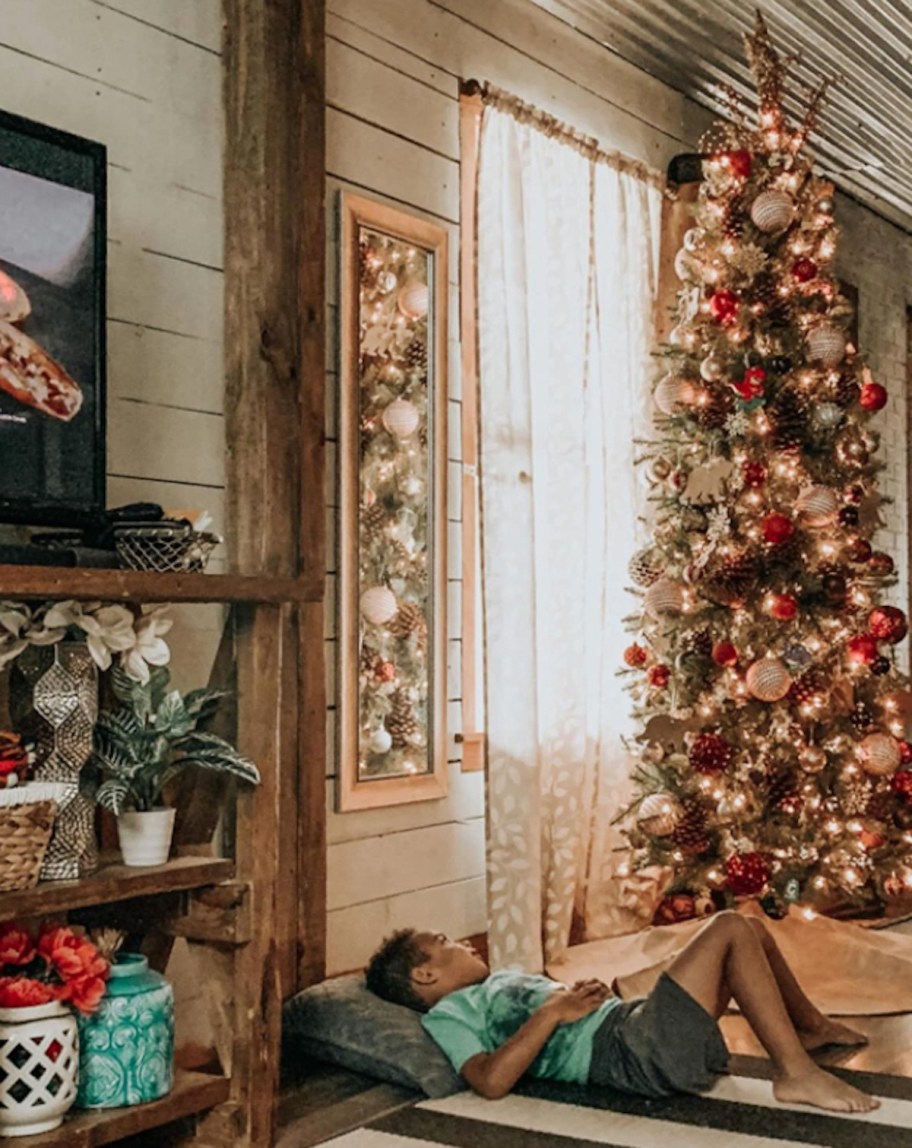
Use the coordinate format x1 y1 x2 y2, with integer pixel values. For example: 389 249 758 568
325 0 912 974
1 0 225 687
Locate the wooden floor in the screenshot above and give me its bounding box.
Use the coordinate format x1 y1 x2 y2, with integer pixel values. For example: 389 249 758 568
277 1012 912 1147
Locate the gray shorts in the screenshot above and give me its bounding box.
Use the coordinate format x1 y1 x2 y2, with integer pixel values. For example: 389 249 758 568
588 972 730 1098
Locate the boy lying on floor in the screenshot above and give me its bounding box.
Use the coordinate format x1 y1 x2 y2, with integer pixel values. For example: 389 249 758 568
366 911 878 1114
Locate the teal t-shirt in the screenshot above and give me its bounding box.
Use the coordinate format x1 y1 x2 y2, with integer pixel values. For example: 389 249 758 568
421 970 620 1084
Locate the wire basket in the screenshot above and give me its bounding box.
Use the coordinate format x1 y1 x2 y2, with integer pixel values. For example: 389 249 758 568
114 524 221 574
0 784 67 893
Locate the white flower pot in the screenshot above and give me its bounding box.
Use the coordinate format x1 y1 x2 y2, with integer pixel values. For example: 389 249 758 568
116 808 176 867
0 1000 79 1136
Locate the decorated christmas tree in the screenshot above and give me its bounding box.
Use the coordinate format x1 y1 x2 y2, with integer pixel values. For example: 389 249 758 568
621 14 912 923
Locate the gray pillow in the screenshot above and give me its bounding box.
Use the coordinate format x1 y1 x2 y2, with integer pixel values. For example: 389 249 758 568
282 974 465 1098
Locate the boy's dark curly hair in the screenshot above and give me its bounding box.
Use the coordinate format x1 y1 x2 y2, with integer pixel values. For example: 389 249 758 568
365 928 430 1011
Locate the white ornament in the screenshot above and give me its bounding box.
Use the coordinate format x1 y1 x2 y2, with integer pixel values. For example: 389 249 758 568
750 189 794 233
814 402 844 429
683 227 705 253
859 733 902 777
397 281 429 319
644 578 684 616
376 270 398 294
746 656 792 702
628 547 663 587
674 248 700 281
382 399 420 438
360 586 397 625
369 727 393 754
654 375 697 415
699 354 725 382
806 324 846 367
796 485 839 528
637 793 681 837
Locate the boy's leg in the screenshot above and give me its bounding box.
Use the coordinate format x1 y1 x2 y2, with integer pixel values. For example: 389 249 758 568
665 911 878 1113
742 917 866 1049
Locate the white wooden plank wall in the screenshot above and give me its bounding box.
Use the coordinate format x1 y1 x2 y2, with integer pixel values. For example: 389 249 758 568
0 0 225 688
326 0 912 974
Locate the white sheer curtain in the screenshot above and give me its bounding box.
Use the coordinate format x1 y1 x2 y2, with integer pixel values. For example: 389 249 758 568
477 105 662 971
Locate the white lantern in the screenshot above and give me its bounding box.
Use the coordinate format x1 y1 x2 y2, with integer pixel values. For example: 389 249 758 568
750 189 794 233
637 793 681 837
796 485 839 527
806 324 845 367
654 375 696 415
397 281 429 320
628 547 663 587
360 586 397 625
382 399 420 438
644 578 684 616
859 733 901 777
746 656 791 702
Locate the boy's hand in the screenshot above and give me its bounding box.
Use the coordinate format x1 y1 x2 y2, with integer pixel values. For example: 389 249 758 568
540 980 610 1024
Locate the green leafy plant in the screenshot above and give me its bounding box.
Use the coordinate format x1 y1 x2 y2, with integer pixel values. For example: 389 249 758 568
91 666 260 815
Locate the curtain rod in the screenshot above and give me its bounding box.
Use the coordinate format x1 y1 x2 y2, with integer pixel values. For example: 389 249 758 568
460 78 666 191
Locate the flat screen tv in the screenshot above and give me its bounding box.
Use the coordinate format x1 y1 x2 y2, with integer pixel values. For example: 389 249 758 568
0 109 106 525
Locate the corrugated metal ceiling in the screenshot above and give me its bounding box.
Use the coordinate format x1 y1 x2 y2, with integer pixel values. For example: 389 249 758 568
529 0 912 232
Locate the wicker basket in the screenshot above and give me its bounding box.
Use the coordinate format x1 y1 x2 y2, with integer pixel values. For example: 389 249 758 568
114 524 221 574
0 786 65 893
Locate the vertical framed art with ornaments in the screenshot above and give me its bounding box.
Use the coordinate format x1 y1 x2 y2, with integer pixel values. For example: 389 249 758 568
337 193 448 811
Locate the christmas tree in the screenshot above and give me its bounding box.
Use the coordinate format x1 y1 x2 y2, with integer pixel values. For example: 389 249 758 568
621 14 912 923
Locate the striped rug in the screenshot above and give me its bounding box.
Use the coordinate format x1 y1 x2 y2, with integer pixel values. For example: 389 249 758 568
324 1059 911 1147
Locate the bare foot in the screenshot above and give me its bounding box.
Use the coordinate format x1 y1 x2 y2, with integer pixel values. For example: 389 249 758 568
774 1066 880 1113
799 1018 869 1051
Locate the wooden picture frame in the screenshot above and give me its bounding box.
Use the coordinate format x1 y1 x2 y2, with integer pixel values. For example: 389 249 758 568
338 193 448 811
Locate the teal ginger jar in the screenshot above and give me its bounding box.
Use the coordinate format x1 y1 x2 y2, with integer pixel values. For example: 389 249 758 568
76 953 174 1109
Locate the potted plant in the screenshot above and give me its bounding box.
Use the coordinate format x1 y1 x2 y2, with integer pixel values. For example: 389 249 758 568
0 921 109 1136
91 666 260 866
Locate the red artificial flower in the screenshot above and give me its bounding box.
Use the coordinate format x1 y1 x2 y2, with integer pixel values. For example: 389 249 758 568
0 923 36 968
647 664 671 688
726 150 753 179
58 974 107 1016
731 367 766 402
0 976 56 1008
709 289 739 326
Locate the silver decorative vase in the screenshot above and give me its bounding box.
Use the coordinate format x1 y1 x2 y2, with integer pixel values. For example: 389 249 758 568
9 642 99 879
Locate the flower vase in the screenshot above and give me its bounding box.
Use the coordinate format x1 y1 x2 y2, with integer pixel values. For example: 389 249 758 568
9 642 99 880
0 1000 79 1136
76 953 174 1109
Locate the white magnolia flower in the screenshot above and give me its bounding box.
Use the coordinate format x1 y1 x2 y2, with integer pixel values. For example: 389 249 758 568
121 607 173 684
45 601 137 671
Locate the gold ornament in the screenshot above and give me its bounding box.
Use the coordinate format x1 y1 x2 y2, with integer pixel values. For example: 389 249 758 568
654 375 697 415
795 485 839 528
798 745 826 773
859 733 901 777
746 656 792 702
628 547 664 587
750 190 794 232
637 793 681 837
644 578 685 617
806 324 845 367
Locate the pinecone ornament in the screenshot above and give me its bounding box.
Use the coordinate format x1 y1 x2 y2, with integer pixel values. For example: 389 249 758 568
825 372 859 409
404 338 427 373
388 602 426 640
694 387 734 430
770 388 809 451
703 549 758 607
681 629 713 659
362 502 386 543
360 643 378 675
387 688 419 747
672 798 710 855
766 766 800 812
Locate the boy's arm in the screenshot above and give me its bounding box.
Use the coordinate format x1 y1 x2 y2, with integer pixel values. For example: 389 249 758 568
460 981 609 1100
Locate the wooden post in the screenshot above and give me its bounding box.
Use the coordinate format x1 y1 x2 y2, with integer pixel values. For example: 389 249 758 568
222 0 327 1006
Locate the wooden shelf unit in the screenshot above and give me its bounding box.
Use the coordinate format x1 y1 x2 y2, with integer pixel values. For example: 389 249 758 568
0 565 306 604
22 1071 230 1147
0 857 234 919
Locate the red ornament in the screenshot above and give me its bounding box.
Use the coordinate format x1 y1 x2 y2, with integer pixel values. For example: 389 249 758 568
847 538 873 564
792 257 818 282
860 381 887 412
712 640 739 667
847 634 879 666
647 664 670 688
374 659 396 682
653 893 697 926
768 593 798 621
869 606 908 644
725 150 753 178
762 513 794 545
845 484 865 505
709 289 739 326
724 851 771 896
900 741 912 765
624 643 649 667
891 770 912 803
742 460 767 487
869 551 895 577
689 732 735 774
731 367 766 401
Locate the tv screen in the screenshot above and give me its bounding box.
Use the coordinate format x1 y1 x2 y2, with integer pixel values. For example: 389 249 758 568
0 109 106 525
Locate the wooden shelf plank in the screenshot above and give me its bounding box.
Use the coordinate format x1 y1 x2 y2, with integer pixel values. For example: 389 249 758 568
0 566 308 603
23 1070 230 1147
0 856 234 918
